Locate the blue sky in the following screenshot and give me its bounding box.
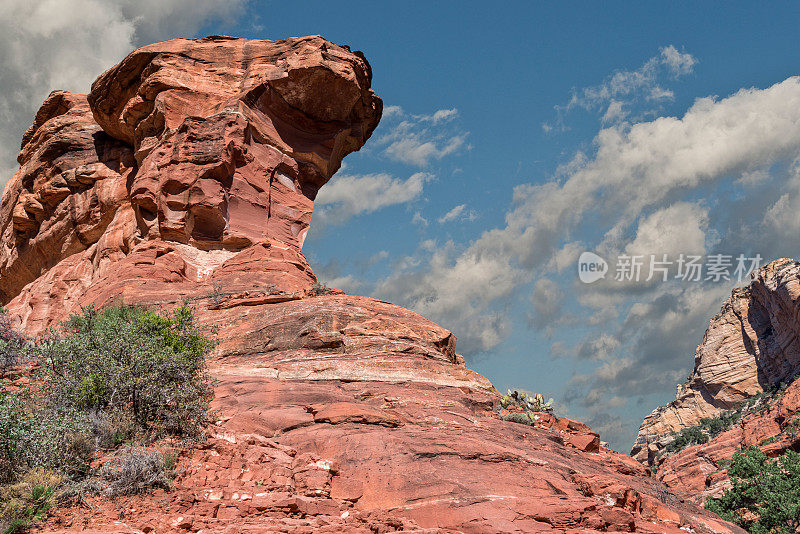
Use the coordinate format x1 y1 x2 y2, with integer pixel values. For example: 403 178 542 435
2 1 800 450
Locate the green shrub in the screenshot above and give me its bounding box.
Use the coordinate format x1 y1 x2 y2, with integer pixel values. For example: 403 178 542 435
310 283 333 296
706 445 800 533
500 390 554 413
660 399 767 458
0 310 25 369
501 412 533 425
73 372 109 410
0 389 31 484
35 305 213 436
0 304 214 528
497 390 556 426
0 468 60 533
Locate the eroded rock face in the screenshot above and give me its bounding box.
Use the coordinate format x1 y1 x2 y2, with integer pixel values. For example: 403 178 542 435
633 259 800 463
0 36 742 533
654 378 800 504
0 91 137 305
1 35 380 334
88 35 380 251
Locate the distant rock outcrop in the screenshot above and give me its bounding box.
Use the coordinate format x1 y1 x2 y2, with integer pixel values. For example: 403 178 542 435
654 377 800 504
1 36 741 533
633 259 800 465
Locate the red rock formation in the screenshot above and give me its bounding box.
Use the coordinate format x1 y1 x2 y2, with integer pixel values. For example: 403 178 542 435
0 36 741 533
633 259 800 464
654 377 800 504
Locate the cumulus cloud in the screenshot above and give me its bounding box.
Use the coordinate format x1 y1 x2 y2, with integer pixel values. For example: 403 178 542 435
0 0 247 187
764 160 800 234
511 77 800 273
376 107 468 167
385 135 466 167
624 202 710 258
376 75 800 443
431 108 459 123
660 45 697 76
318 274 363 293
314 172 433 226
529 278 564 334
375 242 524 353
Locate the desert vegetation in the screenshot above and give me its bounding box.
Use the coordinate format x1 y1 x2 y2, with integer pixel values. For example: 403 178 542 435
705 445 800 533
0 305 213 533
496 390 554 426
657 388 785 460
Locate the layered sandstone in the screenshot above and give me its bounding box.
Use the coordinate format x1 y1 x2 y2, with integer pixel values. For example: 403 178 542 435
0 36 741 533
654 377 800 504
1 35 380 334
633 259 800 464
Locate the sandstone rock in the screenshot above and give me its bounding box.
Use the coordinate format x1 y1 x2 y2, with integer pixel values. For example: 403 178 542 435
1 36 742 533
2 35 380 334
88 35 380 251
633 258 800 462
650 375 800 504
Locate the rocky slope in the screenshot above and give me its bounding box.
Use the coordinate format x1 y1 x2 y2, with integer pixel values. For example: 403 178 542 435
632 259 800 504
654 377 800 504
633 259 800 465
0 36 741 533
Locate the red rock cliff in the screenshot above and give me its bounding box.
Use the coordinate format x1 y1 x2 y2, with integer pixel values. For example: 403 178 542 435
633 259 800 464
633 259 800 505
0 36 741 533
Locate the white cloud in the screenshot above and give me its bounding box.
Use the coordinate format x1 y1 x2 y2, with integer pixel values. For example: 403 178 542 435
385 132 466 167
319 274 362 293
602 100 627 123
529 278 564 334
376 107 468 167
624 202 709 258
0 0 247 187
764 161 800 234
648 86 674 101
437 203 476 223
383 105 404 118
375 242 524 353
660 45 697 76
378 76 800 362
412 212 428 227
314 172 433 225
431 108 458 123
736 169 770 187
513 77 800 270
553 44 696 127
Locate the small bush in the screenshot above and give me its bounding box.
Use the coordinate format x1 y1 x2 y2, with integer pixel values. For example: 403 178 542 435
35 305 213 436
659 397 771 458
706 445 800 533
0 305 214 527
73 372 109 410
310 283 333 296
496 390 555 426
500 390 554 413
501 412 533 425
101 447 168 496
0 468 60 533
0 388 31 483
